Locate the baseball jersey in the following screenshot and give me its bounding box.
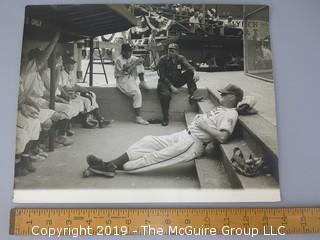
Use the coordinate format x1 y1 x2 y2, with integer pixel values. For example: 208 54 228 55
60 70 77 89
189 106 238 142
21 60 45 101
114 55 139 80
41 68 61 96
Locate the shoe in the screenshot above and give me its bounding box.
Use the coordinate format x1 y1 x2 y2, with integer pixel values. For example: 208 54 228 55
136 116 149 125
87 154 104 166
161 120 169 126
98 118 114 128
38 148 49 158
189 95 203 104
66 129 75 136
38 144 49 153
30 154 46 162
139 81 150 90
31 145 48 158
56 135 74 146
21 155 36 173
82 120 98 129
86 155 116 177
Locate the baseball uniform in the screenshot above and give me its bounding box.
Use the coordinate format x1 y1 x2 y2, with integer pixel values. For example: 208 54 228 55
156 53 198 122
60 70 99 113
19 60 56 123
114 55 144 108
40 68 80 119
123 106 238 172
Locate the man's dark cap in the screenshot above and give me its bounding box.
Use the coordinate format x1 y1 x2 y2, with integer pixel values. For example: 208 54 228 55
218 84 244 102
63 55 77 65
28 48 42 60
168 43 179 50
121 43 132 53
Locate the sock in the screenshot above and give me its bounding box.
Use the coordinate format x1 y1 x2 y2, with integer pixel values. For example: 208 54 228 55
109 153 130 170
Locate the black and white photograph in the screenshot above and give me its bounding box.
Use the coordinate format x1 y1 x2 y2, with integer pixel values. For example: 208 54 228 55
13 4 280 202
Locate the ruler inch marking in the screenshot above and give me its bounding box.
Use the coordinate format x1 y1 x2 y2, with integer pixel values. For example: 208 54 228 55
9 208 320 236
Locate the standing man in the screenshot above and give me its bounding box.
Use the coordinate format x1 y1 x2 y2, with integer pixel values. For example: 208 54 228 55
156 43 203 126
83 84 243 177
114 43 149 125
189 12 201 33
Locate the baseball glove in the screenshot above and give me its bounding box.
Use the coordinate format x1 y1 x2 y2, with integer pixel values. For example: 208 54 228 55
230 147 266 177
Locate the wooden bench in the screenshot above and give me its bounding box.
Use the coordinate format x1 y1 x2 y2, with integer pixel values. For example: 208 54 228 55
184 112 231 189
207 88 279 181
196 99 279 189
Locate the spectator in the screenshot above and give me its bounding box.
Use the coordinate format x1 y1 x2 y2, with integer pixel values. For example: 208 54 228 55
189 12 200 33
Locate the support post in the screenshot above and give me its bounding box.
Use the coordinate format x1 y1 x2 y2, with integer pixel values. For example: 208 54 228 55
202 4 206 30
89 37 94 86
48 49 57 152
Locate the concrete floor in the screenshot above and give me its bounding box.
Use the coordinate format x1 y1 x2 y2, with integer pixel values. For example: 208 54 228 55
80 62 277 126
14 121 200 190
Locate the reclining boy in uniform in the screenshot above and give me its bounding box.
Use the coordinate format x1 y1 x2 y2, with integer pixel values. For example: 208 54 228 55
83 84 243 178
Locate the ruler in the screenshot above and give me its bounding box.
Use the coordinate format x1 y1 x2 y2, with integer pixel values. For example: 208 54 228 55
10 208 320 236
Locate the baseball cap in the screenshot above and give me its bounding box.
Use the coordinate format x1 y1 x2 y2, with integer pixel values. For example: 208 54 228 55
168 43 179 50
121 43 132 52
63 55 76 65
218 84 244 102
28 48 42 60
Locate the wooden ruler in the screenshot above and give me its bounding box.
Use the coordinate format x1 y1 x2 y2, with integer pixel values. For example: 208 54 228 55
10 208 320 236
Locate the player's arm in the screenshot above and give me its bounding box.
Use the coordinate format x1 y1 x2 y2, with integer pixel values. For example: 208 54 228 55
179 55 195 72
74 84 89 93
196 118 230 143
36 32 60 70
123 58 144 74
24 96 41 112
179 55 200 81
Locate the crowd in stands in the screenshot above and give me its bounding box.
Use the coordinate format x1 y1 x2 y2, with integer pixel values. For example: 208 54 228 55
138 4 243 37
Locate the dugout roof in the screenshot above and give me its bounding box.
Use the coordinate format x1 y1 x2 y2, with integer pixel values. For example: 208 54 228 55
24 4 137 42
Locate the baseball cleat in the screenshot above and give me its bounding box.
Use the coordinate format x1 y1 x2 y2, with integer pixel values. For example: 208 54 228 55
161 120 169 126
82 167 116 178
86 154 104 166
98 118 114 128
136 116 149 125
189 95 203 104
85 155 116 177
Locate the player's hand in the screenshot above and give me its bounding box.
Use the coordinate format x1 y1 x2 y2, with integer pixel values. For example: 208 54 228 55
21 105 39 119
53 32 61 43
136 57 144 64
55 56 63 70
193 72 200 82
62 94 70 102
70 93 77 99
56 96 69 104
170 85 179 94
195 117 207 129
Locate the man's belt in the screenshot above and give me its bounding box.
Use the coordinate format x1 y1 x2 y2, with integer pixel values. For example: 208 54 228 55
187 129 208 147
